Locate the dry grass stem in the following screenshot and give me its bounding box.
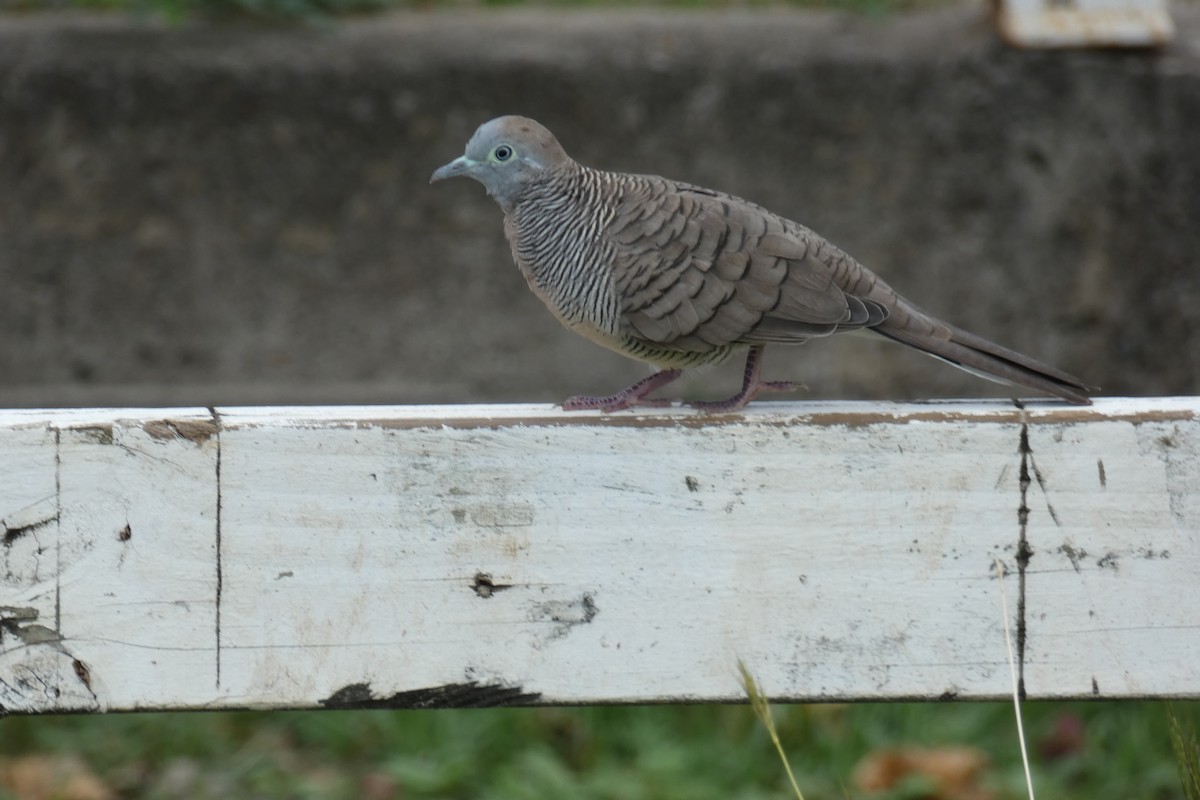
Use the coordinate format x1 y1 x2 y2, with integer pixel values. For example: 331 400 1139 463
738 660 806 800
994 559 1035 800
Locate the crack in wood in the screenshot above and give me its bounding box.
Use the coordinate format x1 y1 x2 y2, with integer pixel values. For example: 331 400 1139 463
1012 400 1072 701
1016 417 1032 701
209 406 223 690
54 427 61 634
0 607 98 706
73 659 94 696
1027 449 1061 527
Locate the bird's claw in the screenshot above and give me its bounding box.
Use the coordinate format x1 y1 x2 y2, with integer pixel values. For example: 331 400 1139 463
562 394 673 412
688 379 804 413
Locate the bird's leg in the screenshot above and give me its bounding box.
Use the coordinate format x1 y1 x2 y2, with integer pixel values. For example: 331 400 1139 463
562 368 684 412
689 346 800 413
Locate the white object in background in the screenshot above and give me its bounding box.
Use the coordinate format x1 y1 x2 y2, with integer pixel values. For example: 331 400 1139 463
995 0 1175 48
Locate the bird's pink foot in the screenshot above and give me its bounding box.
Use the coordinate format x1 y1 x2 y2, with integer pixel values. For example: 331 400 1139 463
689 380 802 413
561 369 683 412
562 394 671 412
688 345 802 413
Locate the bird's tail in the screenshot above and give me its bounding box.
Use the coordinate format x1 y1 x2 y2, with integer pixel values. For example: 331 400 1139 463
874 313 1096 405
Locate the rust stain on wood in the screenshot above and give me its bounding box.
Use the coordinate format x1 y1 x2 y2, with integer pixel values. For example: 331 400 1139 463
143 419 219 444
75 425 114 445
326 406 1199 432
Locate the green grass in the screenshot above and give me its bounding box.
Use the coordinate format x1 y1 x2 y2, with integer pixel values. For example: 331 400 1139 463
1171 702 1200 800
1 701 1195 799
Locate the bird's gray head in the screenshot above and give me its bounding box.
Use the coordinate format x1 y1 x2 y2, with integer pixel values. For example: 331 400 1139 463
430 116 572 210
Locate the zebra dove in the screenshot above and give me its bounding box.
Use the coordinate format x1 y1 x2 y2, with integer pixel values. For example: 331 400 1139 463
431 116 1094 412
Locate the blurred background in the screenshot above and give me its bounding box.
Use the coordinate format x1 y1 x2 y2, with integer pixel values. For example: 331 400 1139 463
1 2 1198 799
0 1 1196 409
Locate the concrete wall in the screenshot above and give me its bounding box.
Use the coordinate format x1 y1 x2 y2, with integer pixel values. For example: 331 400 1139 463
1 8 1197 407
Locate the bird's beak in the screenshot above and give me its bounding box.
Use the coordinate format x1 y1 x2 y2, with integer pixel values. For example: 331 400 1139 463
430 156 473 184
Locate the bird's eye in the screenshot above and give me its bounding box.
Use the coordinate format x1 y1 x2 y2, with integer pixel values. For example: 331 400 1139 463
493 144 513 162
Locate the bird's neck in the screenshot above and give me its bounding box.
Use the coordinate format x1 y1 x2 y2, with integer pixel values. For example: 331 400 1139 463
503 166 622 340
504 167 607 261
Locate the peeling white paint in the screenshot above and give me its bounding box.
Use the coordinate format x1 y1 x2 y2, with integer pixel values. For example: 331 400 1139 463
1 398 1197 712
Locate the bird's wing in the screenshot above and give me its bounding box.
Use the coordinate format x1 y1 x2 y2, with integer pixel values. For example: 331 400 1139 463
607 181 886 352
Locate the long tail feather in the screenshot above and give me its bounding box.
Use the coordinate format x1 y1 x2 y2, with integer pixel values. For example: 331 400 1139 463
874 321 1096 405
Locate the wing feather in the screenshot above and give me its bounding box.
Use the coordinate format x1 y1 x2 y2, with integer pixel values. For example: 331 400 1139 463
609 179 883 350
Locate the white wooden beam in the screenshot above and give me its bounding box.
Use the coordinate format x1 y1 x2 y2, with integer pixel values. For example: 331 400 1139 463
1 398 1197 713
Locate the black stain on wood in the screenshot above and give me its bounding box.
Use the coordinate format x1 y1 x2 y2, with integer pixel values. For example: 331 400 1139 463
534 594 597 625
3 513 59 546
685 476 699 492
580 593 597 624
1058 542 1085 573
526 593 599 645
0 606 42 640
321 682 375 707
1097 552 1119 570
118 524 132 542
1097 459 1106 488
320 681 542 709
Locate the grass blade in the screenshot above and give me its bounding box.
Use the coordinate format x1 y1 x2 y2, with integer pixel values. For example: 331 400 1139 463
1169 701 1200 800
738 659 806 800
